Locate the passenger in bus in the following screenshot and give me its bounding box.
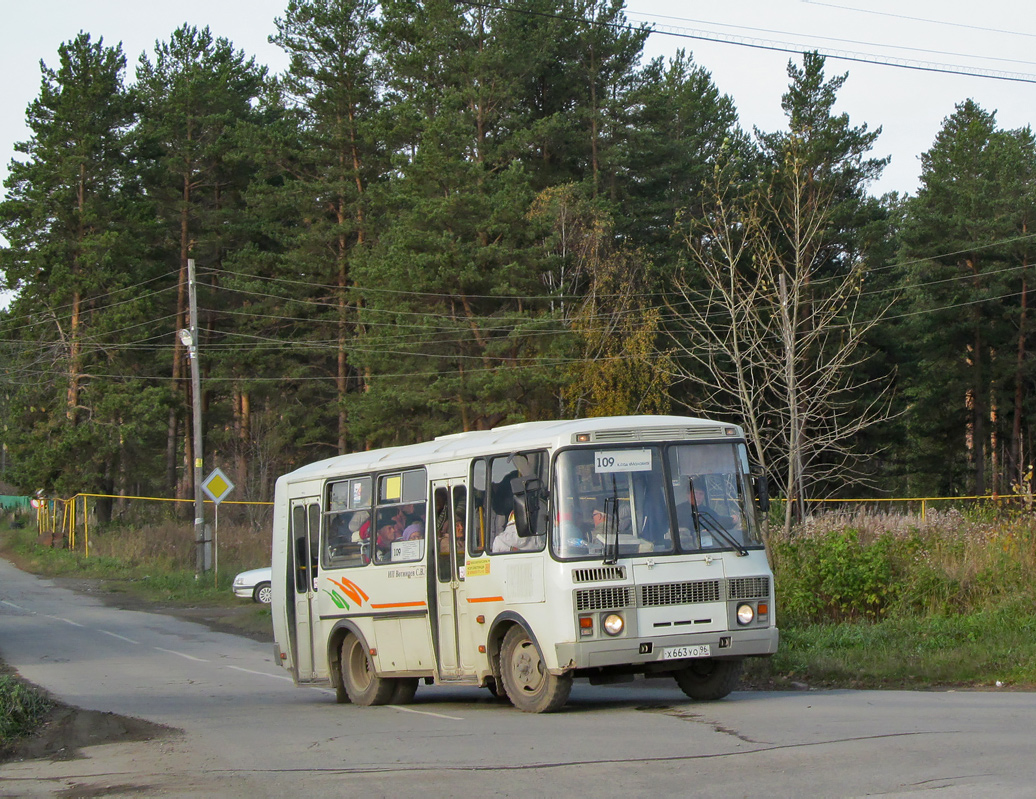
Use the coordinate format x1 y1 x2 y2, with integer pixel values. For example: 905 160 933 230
375 521 399 558
438 507 464 555
491 511 544 553
401 513 424 540
374 507 407 562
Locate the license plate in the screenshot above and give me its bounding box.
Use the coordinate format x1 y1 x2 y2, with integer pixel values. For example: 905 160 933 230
661 644 711 660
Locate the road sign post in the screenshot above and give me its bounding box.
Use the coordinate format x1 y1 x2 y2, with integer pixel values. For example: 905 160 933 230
202 468 235 583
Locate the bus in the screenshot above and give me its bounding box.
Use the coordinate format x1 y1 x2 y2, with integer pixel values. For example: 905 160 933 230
270 415 778 713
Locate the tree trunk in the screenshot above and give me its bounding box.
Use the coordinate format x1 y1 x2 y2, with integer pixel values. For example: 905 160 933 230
1012 272 1027 485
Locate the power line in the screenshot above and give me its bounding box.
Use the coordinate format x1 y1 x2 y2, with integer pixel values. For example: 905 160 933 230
630 9 1036 69
801 0 1036 40
470 1 1036 84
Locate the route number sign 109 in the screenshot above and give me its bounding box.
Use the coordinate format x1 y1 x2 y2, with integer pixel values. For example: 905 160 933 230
594 450 652 473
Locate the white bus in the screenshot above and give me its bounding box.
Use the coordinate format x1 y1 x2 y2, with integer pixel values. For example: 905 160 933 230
271 415 778 713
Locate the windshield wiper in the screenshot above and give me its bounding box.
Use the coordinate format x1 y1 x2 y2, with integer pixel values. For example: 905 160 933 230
602 495 619 565
688 477 748 557
695 510 748 557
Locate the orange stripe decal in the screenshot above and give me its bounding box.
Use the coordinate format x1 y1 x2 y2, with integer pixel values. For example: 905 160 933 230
466 596 504 603
369 601 427 609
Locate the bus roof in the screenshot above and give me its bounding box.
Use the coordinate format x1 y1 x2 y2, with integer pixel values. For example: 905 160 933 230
278 415 742 487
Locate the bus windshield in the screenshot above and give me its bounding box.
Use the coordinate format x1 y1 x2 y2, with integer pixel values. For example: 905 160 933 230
551 443 762 560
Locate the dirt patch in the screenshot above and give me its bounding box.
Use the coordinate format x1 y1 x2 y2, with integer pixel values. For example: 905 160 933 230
1 702 176 764
0 659 177 767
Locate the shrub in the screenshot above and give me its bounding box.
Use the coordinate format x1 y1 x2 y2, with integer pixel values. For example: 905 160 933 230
772 528 898 624
0 676 52 746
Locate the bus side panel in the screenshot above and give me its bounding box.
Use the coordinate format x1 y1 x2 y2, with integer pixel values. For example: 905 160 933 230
319 566 434 677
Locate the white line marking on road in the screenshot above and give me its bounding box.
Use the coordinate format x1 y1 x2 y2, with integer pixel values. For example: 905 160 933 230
45 614 84 627
153 646 209 663
0 600 26 611
389 705 464 721
99 629 140 644
225 664 294 682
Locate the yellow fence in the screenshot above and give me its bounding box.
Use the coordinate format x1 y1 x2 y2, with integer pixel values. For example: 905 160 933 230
28 490 1034 556
34 493 273 557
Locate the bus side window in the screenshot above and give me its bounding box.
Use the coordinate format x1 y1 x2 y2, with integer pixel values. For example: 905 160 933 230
453 486 467 573
470 459 488 554
292 505 308 592
434 487 451 582
308 504 320 581
488 451 548 553
488 459 518 553
325 509 371 568
324 477 372 568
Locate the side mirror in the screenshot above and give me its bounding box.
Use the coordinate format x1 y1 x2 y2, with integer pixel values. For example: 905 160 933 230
753 472 770 513
511 475 547 538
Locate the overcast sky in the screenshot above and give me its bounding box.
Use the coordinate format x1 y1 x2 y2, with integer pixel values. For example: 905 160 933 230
1 0 1034 201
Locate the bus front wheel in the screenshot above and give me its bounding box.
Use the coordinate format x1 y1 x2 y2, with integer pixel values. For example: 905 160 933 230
499 626 571 713
673 658 743 700
341 634 395 706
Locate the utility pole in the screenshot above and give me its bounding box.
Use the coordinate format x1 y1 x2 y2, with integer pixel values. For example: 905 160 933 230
179 258 206 573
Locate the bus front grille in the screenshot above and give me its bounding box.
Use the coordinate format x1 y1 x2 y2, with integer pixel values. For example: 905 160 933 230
575 586 636 611
640 579 722 607
727 576 770 600
572 566 626 583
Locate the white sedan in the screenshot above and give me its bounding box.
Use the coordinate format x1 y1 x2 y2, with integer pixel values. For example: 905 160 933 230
232 567 272 604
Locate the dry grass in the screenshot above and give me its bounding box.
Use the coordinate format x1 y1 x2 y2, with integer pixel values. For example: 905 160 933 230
60 502 273 574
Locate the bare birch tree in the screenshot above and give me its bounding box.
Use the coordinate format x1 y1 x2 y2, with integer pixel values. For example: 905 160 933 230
668 144 896 534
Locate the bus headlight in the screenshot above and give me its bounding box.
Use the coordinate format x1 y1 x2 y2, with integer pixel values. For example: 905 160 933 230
603 613 624 636
736 603 755 626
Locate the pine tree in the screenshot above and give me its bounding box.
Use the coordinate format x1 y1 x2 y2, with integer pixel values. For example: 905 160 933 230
135 25 270 496
260 0 385 458
898 101 1036 494
0 33 163 506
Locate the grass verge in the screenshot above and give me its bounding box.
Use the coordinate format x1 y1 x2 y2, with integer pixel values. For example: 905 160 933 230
0 671 53 750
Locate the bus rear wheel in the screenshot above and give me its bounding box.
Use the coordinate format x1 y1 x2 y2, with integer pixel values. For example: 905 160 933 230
341 634 395 706
673 658 743 700
499 626 571 713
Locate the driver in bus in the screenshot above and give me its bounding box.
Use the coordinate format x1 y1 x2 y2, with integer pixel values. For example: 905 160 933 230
676 478 740 547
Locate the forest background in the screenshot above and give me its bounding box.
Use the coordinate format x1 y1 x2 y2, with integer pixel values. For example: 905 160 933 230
1 0 1034 524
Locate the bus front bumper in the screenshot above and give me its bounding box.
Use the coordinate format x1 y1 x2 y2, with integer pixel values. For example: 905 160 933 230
555 626 779 672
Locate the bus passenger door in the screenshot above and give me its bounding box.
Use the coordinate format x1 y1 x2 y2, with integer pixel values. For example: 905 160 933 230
431 481 477 679
290 499 321 681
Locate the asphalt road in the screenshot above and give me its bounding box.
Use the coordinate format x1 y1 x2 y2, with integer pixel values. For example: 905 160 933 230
1 556 1034 798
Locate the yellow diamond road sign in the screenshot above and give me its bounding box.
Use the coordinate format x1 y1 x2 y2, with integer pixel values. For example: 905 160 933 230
202 468 235 505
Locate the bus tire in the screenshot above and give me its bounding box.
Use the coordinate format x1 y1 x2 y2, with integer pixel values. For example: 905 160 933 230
389 678 419 705
673 658 743 701
499 626 572 713
340 634 395 706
